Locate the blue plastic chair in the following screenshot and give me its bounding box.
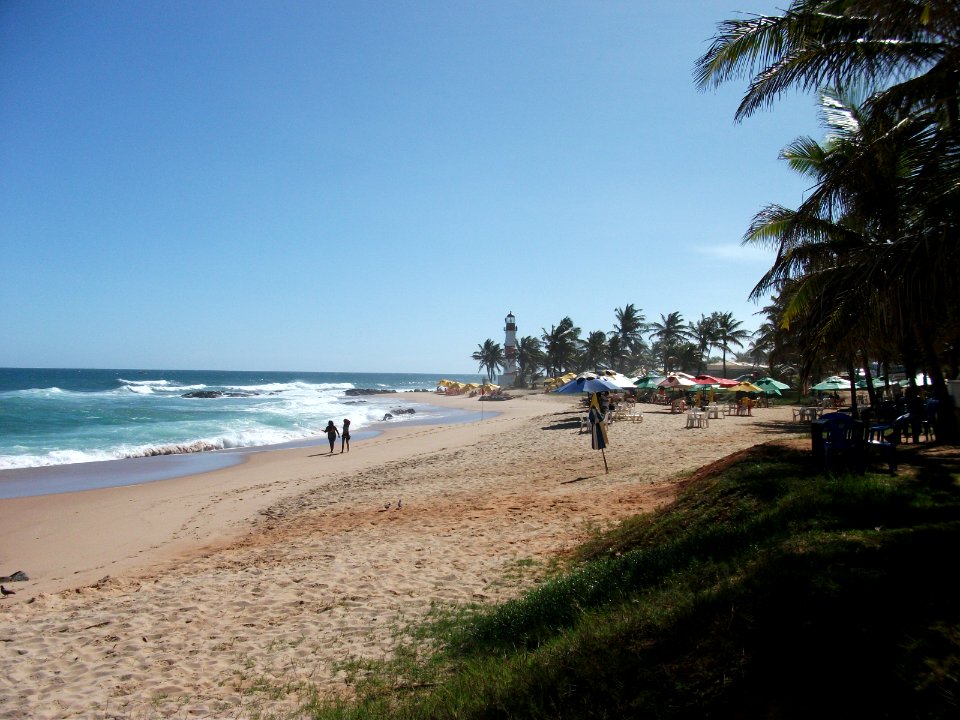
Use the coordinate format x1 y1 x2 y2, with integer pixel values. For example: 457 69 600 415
811 412 866 474
866 414 911 473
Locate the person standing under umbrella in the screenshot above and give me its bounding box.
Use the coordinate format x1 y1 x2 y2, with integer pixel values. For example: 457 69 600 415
587 394 609 472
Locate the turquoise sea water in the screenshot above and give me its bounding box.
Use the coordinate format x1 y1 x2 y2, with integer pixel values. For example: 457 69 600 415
0 368 487 497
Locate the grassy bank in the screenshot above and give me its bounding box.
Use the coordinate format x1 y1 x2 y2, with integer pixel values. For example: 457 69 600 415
298 442 960 719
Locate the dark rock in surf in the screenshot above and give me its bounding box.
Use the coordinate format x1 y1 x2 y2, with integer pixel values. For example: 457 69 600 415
382 408 415 420
182 390 255 399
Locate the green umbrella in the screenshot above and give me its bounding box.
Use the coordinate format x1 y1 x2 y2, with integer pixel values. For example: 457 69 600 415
755 382 782 396
811 376 851 392
633 375 665 390
755 377 790 390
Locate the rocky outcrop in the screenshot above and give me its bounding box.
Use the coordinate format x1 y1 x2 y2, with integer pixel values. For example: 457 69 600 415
382 408 416 420
181 390 256 399
345 388 397 396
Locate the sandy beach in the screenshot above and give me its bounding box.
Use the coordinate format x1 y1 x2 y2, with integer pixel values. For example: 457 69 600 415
0 391 804 719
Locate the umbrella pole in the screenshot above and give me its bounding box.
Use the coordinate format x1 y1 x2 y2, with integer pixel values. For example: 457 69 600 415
600 447 608 473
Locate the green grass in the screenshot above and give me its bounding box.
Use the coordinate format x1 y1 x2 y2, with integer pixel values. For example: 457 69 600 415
302 443 960 719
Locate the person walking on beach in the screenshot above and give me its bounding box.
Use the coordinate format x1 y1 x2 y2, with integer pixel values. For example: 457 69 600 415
341 418 351 453
324 420 340 454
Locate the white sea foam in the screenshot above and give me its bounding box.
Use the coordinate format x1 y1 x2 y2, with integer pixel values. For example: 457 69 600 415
118 378 173 387
3 386 66 398
0 448 118 470
0 371 473 473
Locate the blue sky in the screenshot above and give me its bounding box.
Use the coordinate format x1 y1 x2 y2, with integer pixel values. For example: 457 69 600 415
1 1 821 374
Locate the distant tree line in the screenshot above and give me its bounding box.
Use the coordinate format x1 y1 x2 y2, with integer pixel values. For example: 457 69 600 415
471 305 759 385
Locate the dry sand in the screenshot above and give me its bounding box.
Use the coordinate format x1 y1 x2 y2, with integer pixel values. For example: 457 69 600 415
0 391 805 719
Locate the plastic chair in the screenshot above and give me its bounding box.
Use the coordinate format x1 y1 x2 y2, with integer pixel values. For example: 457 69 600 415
811 412 866 474
866 414 910 472
922 399 938 442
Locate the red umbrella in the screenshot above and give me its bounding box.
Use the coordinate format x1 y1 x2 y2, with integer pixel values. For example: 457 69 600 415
658 375 697 389
694 374 739 387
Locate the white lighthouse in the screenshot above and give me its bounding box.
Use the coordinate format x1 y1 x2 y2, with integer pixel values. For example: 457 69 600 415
500 311 518 388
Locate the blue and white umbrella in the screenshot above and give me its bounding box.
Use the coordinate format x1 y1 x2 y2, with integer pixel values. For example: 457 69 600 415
555 375 622 394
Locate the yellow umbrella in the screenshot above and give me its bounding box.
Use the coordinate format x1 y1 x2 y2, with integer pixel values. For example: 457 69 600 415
546 373 577 391
729 382 764 393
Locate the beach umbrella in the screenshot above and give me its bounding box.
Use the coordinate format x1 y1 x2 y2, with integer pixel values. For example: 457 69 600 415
693 374 724 386
598 371 640 389
755 378 786 396
811 376 852 392
555 375 622 394
634 375 665 389
755 377 790 390
728 381 765 393
658 375 698 389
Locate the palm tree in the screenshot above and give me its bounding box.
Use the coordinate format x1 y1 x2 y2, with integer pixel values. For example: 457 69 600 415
471 339 504 382
698 0 960 437
695 0 960 127
579 330 608 373
540 317 581 377
611 304 648 371
745 88 957 403
674 342 702 375
742 93 891 390
712 312 752 379
688 314 718 375
515 335 544 388
605 334 627 374
649 312 691 373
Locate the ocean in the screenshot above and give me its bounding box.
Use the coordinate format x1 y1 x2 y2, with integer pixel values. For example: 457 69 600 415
0 368 488 498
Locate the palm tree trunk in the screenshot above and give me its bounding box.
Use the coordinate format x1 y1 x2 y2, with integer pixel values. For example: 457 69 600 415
847 360 859 418
918 326 958 444
882 358 892 401
861 349 877 412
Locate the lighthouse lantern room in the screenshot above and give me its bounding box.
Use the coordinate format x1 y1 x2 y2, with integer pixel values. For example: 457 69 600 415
500 311 518 388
